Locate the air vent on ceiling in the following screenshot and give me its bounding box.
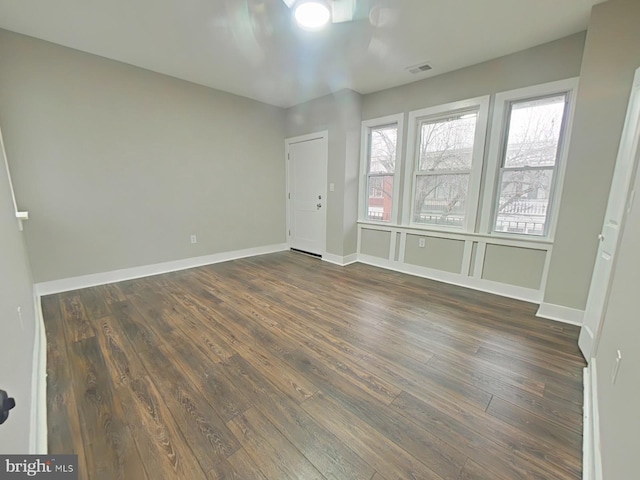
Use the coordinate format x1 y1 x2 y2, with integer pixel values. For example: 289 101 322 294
407 62 433 74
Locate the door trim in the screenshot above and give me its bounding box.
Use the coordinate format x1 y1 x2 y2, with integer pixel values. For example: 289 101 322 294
285 131 329 257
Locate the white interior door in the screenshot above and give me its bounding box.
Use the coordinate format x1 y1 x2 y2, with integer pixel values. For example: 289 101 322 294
286 132 328 256
580 67 640 360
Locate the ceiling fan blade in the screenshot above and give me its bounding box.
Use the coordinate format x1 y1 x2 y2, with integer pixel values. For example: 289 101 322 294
331 0 356 23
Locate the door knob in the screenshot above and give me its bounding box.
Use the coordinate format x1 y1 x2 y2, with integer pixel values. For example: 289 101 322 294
0 390 16 425
598 234 604 241
317 203 322 209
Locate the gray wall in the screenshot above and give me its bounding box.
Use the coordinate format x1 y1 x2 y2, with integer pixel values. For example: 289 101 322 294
285 89 362 257
569 1 640 478
0 142 35 452
357 33 585 292
359 228 391 259
404 236 464 274
544 0 640 309
362 32 585 121
594 150 640 480
0 29 287 283
482 245 546 290
363 32 585 227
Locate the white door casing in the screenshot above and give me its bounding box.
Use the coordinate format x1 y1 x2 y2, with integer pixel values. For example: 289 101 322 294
579 67 640 360
286 132 328 256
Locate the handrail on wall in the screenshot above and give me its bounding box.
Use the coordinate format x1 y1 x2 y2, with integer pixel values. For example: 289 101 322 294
0 123 28 230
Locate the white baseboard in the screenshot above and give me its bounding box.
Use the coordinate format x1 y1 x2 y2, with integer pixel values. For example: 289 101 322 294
357 254 542 303
592 360 603 480
583 361 603 480
578 325 595 361
583 367 593 480
29 292 47 454
35 243 288 296
536 302 585 326
323 252 358 266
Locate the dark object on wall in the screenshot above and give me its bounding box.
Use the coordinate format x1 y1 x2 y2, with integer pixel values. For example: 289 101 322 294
0 390 16 425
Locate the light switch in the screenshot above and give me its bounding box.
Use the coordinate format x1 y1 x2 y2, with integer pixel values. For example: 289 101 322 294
329 183 335 192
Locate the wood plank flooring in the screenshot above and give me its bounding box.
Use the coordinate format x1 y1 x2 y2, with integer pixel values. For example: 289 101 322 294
43 251 586 480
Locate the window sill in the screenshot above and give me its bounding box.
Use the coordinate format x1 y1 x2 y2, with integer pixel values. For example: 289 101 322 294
357 221 554 246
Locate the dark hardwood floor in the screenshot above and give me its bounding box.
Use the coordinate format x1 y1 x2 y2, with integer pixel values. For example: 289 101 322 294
43 251 586 480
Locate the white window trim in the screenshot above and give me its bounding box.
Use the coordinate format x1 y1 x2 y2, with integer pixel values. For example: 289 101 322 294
402 95 491 232
358 113 405 225
479 78 579 240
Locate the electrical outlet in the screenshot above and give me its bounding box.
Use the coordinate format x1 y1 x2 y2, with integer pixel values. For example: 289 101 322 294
329 183 335 192
418 237 426 248
190 234 197 244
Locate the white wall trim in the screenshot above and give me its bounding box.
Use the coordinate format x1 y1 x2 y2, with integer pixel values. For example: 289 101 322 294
35 243 288 296
461 240 473 276
536 302 585 326
356 221 552 248
0 121 29 230
583 361 603 480
323 252 358 266
29 292 47 454
473 241 487 279
583 367 593 480
592 360 603 480
357 253 542 303
578 325 595 362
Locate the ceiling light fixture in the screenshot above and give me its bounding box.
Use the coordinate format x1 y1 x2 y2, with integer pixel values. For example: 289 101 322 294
294 0 331 30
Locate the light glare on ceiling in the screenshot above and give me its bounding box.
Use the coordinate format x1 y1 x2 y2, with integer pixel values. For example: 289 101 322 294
294 1 331 30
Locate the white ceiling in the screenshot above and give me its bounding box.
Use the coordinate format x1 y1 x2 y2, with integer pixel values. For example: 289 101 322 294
0 0 605 108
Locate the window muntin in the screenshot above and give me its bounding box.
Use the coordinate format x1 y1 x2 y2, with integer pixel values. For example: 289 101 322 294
365 124 397 222
493 94 567 236
412 110 479 228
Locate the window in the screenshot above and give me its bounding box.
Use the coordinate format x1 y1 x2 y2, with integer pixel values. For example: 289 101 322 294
360 114 404 223
413 111 477 227
405 96 490 230
483 79 577 238
357 82 576 242
494 95 566 235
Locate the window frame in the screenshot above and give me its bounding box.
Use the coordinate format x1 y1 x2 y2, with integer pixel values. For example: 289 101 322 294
358 114 404 224
480 78 579 240
403 96 491 232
